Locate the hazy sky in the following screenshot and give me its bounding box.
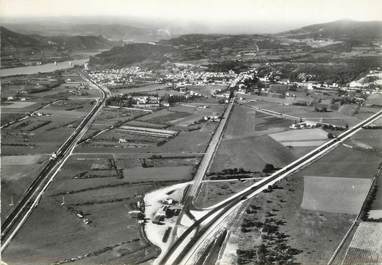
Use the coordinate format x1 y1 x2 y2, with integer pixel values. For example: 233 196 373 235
2 0 382 20
1 0 381 33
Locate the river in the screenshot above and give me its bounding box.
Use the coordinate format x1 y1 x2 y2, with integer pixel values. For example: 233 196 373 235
0 59 88 77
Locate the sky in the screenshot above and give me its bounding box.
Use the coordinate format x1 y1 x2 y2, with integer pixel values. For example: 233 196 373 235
1 0 382 33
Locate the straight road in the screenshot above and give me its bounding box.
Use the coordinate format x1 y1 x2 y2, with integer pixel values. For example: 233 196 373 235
159 108 382 265
187 99 235 201
1 71 108 252
166 98 235 253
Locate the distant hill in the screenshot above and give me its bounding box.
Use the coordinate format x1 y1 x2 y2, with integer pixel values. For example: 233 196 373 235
89 34 268 68
1 26 120 68
1 26 47 48
90 43 175 67
2 23 172 42
89 20 382 69
279 20 382 41
1 26 115 53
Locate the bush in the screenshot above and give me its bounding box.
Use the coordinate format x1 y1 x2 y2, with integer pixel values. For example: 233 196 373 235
263 163 275 173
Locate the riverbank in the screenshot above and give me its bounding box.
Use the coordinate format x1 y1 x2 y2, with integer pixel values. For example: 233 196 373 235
0 59 88 77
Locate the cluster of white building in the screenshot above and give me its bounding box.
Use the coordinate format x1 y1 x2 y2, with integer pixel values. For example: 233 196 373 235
163 69 237 87
89 66 157 87
88 65 241 91
349 70 382 90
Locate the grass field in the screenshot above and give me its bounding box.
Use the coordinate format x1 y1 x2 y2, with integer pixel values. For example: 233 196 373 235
222 105 292 140
246 100 361 127
2 154 165 265
197 103 297 210
125 120 168 129
210 135 295 172
301 176 372 214
366 93 382 106
220 115 382 265
123 166 194 182
169 114 205 127
1 154 49 219
194 180 255 208
210 104 295 173
234 172 356 265
2 154 46 165
270 128 328 142
270 128 328 147
223 105 258 139
303 144 381 179
2 101 37 109
145 111 191 124
168 103 224 127
154 123 216 153
338 104 359 116
112 83 169 94
138 109 173 122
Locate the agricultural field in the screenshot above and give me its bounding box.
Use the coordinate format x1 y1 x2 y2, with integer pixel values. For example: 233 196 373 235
2 151 199 265
1 70 98 222
77 97 223 154
301 176 372 214
245 97 361 127
196 104 297 208
111 83 169 95
122 166 194 182
365 93 382 107
3 101 37 109
2 96 222 265
2 99 94 155
1 69 96 154
303 143 381 180
168 103 225 127
210 135 295 172
137 109 191 124
186 84 226 97
225 124 381 265
194 179 257 209
269 128 328 147
209 105 295 173
342 222 382 265
125 120 169 129
232 175 358 265
2 117 207 265
1 154 50 219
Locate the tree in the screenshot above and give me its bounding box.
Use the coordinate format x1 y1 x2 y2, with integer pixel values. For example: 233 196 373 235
257 244 267 263
263 163 275 173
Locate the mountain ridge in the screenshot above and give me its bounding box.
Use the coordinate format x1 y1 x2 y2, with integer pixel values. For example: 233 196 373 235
0 26 115 51
279 19 382 40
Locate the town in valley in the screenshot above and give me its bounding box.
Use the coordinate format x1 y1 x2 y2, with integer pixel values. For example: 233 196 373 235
1 1 382 265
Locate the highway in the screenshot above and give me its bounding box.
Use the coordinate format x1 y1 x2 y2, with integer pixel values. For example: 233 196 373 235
1 71 108 252
166 97 235 252
159 108 382 265
187 99 235 200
